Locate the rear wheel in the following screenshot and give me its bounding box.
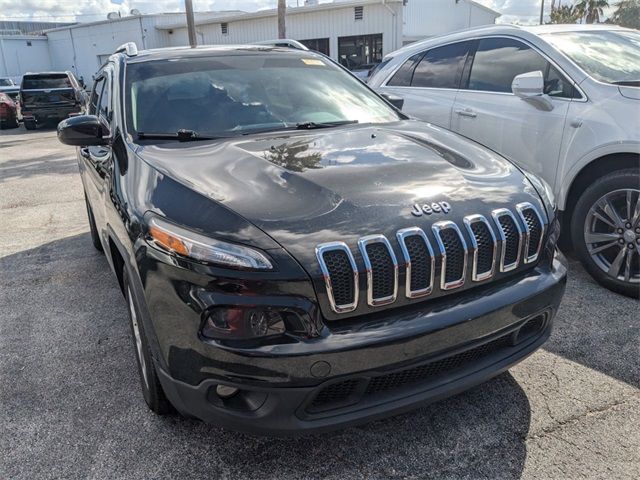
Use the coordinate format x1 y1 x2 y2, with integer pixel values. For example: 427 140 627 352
572 169 640 298
123 269 174 415
23 119 37 130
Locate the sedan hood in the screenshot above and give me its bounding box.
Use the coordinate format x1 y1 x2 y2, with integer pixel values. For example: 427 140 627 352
137 120 542 269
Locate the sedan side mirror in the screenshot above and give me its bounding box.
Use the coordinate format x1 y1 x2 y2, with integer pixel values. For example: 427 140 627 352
380 92 404 110
511 71 553 112
57 115 110 146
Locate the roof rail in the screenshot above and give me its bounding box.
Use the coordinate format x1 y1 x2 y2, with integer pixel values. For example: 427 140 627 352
252 39 309 51
114 42 138 56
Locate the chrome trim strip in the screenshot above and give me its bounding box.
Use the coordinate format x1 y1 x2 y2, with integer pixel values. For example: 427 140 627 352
396 227 435 298
515 202 547 264
357 235 399 307
431 221 468 290
463 214 497 282
491 208 524 272
315 242 359 314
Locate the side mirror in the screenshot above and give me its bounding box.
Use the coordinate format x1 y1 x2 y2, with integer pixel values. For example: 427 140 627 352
57 115 110 146
380 92 404 110
511 71 553 112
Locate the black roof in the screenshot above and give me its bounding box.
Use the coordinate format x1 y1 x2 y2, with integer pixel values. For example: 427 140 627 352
124 45 317 64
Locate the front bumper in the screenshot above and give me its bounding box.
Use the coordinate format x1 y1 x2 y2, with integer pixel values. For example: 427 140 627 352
154 253 567 436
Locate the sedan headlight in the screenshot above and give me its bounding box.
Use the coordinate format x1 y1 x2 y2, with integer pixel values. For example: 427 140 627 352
146 216 273 270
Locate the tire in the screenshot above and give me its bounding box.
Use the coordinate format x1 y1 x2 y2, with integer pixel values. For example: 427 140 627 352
123 269 174 415
84 194 103 252
571 168 640 298
23 119 37 130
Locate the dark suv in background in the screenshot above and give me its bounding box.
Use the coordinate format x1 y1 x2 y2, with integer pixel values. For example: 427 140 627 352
57 43 567 435
20 71 85 129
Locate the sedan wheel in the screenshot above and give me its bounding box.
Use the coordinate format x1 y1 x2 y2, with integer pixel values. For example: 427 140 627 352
572 169 640 298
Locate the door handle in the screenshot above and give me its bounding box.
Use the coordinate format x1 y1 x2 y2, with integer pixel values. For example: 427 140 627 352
79 147 90 159
455 108 477 118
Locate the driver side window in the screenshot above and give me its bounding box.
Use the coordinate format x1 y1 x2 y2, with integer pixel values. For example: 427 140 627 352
89 77 105 115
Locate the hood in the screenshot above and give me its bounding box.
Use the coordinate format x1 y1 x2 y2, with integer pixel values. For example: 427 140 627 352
137 120 543 270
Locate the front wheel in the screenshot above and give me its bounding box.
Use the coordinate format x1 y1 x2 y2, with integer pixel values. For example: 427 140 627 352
123 269 174 415
571 169 640 298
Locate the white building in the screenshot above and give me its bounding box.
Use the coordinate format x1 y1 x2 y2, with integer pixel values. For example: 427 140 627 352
0 0 499 84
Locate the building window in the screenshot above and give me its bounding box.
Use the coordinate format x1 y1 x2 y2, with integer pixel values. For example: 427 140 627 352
299 38 330 56
221 23 228 35
354 6 364 20
338 34 383 70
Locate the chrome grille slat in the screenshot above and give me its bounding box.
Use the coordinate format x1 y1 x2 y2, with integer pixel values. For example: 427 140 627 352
317 207 546 314
463 214 497 282
396 227 435 298
516 202 546 264
432 221 468 290
315 242 359 313
358 235 399 306
491 208 524 272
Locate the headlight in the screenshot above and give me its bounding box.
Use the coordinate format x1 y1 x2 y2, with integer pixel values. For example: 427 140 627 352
146 215 273 270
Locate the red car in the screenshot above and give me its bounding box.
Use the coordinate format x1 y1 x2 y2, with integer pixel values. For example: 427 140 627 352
0 92 19 129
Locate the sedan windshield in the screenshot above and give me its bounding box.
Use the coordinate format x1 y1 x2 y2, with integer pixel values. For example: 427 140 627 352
125 53 400 139
542 30 640 85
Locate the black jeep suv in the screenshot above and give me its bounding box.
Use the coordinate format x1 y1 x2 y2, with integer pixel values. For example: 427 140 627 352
57 43 567 435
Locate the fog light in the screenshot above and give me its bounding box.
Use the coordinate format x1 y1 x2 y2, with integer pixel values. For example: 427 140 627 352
202 306 286 340
216 384 239 399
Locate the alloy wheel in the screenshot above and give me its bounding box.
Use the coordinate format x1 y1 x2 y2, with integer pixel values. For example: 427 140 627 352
584 188 640 284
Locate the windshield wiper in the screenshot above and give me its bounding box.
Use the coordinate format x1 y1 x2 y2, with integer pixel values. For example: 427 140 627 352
295 120 359 130
137 129 226 142
611 80 640 87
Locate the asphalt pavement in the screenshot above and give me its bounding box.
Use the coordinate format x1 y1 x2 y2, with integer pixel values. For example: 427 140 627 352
1 127 638 479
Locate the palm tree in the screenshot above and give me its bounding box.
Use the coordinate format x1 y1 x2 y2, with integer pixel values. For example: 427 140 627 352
549 3 582 22
575 0 610 23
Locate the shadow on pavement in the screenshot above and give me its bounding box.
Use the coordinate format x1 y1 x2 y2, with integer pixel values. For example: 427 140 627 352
0 233 531 479
543 256 639 388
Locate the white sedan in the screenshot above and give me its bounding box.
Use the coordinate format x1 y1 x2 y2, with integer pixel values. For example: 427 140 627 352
369 24 640 298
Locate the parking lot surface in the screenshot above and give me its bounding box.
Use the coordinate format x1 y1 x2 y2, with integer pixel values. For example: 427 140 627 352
1 127 639 480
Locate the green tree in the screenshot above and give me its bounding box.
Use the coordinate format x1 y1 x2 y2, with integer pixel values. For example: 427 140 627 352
575 0 610 23
549 4 582 23
608 0 640 28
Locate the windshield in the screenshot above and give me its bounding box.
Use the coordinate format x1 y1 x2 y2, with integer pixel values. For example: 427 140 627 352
543 30 640 85
0 79 13 87
125 53 400 139
22 74 72 90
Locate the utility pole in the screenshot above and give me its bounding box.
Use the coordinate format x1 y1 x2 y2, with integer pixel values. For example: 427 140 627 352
539 0 545 24
278 0 286 39
185 0 197 48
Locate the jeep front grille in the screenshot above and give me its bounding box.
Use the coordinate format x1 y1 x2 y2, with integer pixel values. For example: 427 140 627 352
432 221 468 290
396 227 435 298
516 202 545 263
464 214 497 281
492 209 523 272
358 235 398 306
316 205 546 314
315 242 359 313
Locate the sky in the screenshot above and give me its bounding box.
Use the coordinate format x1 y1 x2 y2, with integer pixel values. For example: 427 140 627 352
0 0 613 25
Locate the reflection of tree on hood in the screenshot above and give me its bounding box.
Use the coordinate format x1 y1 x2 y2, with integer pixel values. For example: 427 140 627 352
263 140 323 172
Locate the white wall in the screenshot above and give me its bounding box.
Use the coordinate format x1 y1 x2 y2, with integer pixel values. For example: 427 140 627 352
166 2 404 63
0 36 51 80
403 0 498 41
45 13 224 86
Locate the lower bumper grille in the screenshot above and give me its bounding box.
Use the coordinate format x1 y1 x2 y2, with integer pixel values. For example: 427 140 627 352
307 313 547 414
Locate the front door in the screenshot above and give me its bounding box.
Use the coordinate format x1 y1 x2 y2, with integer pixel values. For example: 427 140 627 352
451 37 577 189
